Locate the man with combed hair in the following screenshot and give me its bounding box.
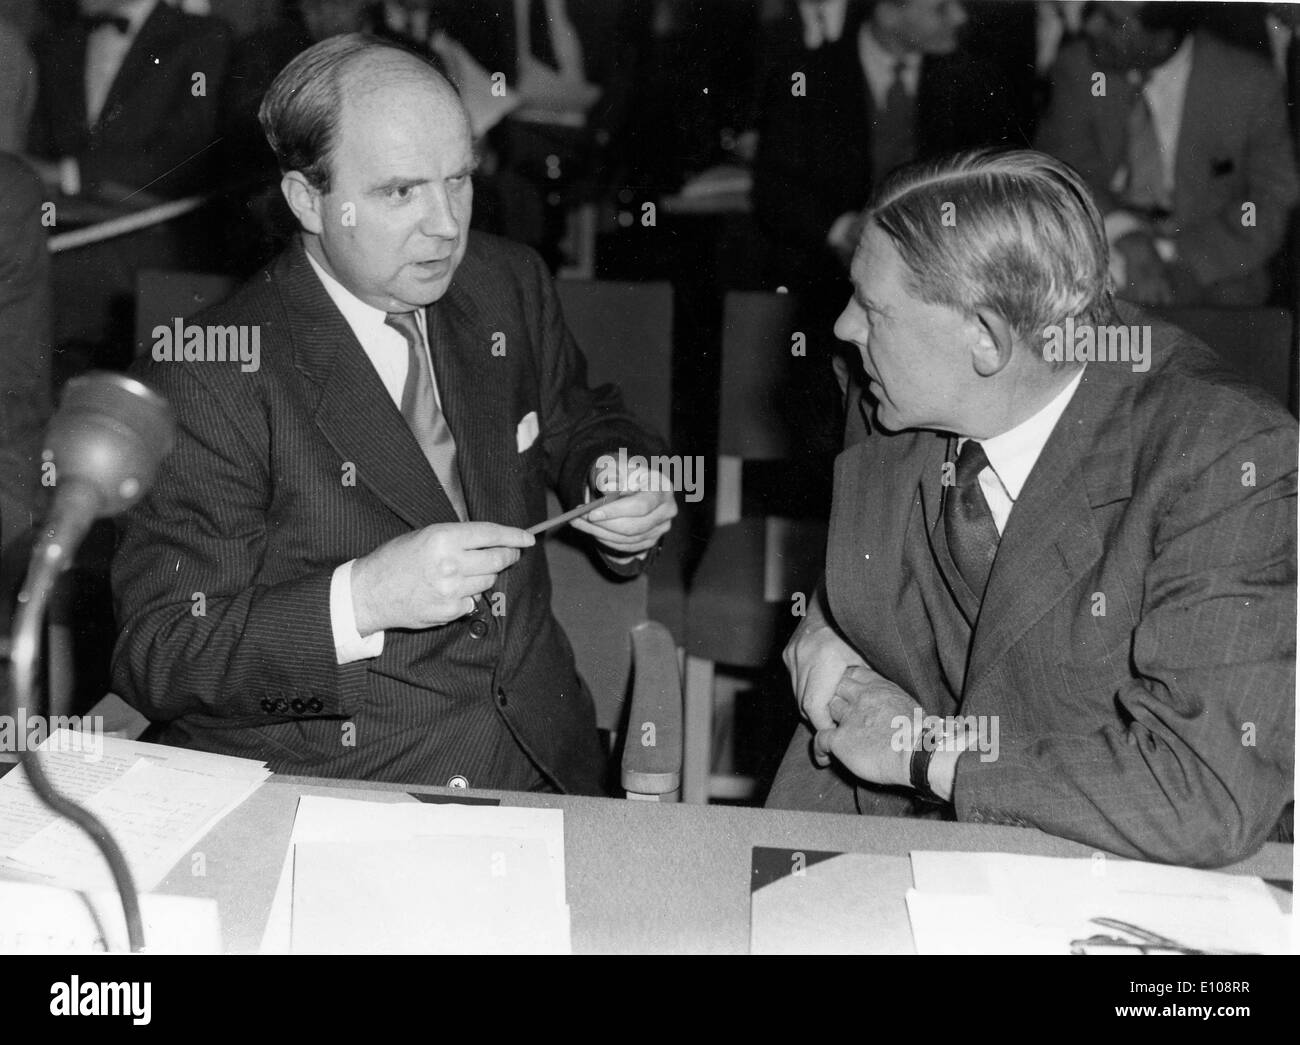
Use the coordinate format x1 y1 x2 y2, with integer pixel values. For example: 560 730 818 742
111 34 675 793
768 149 1295 867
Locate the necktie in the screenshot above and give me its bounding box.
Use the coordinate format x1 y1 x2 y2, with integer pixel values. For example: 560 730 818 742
943 440 999 600
872 60 916 184
385 311 469 521
1123 78 1168 215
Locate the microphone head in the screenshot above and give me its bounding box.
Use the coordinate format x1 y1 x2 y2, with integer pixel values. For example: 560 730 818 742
43 372 176 517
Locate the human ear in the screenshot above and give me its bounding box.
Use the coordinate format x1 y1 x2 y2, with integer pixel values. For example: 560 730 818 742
281 171 324 236
971 307 1015 378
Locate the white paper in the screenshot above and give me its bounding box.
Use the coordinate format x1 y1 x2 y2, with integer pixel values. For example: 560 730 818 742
907 851 1291 955
0 877 221 954
261 795 568 954
7 760 264 891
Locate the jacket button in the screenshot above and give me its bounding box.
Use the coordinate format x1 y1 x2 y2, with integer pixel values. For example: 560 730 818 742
273 697 288 713
468 618 489 639
260 698 275 713
291 698 305 714
307 697 323 713
496 689 508 708
447 775 469 789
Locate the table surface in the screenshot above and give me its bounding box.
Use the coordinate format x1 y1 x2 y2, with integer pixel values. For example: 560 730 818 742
151 776 1293 955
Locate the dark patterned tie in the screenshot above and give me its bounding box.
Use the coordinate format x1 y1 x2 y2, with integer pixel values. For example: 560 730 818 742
872 60 916 185
1123 77 1168 214
944 440 999 600
385 310 468 521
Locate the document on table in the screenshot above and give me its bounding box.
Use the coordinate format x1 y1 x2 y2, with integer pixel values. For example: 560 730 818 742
262 795 570 954
906 851 1293 955
0 729 269 892
749 847 916 955
0 877 221 954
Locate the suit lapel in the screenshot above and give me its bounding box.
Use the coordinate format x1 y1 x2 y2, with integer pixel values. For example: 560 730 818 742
280 245 460 529
95 2 176 131
964 361 1133 693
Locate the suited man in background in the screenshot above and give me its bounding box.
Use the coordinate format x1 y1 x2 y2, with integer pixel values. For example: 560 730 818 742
1035 1 1298 306
750 0 1021 490
27 0 233 200
112 34 676 793
769 149 1295 867
25 0 234 362
751 0 1022 296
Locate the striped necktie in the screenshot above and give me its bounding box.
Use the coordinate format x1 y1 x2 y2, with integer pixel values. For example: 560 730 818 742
385 310 469 521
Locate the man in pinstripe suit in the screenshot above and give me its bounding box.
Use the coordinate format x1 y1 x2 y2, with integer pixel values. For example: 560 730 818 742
111 35 675 793
769 150 1295 867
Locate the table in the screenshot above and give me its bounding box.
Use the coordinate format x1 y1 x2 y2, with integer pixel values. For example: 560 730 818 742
156 776 1294 954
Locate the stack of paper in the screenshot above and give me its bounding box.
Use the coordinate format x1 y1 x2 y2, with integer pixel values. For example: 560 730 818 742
265 796 570 954
906 851 1292 955
0 729 269 892
0 878 221 953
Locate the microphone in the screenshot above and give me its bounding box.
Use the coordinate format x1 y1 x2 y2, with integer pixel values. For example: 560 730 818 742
7 372 175 952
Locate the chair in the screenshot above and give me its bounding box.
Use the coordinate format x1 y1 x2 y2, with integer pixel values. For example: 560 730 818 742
545 533 683 800
133 269 238 358
681 292 832 805
555 279 687 643
1149 306 1296 413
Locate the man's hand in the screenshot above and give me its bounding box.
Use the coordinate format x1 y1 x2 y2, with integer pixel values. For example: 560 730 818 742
782 593 868 731
571 453 677 557
813 664 919 787
1115 230 1174 305
351 521 535 633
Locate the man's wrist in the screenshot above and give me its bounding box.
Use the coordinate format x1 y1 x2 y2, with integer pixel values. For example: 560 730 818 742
908 716 966 803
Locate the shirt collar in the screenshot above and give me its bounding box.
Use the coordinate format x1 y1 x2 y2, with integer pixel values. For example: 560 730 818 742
304 246 422 342
962 366 1085 505
111 0 161 37
859 21 922 100
1138 31 1194 91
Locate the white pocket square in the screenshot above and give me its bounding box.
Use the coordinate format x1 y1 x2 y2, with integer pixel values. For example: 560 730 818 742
516 411 539 452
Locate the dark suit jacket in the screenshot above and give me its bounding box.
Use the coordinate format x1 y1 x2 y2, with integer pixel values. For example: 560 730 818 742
27 2 233 198
111 233 661 793
1036 31 1299 305
827 313 1296 866
0 152 50 562
751 5 1025 289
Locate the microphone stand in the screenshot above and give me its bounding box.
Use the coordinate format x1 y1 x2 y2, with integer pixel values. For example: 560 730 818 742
7 480 145 953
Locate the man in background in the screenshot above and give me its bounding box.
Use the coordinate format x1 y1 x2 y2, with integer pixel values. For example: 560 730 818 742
1036 1 1298 306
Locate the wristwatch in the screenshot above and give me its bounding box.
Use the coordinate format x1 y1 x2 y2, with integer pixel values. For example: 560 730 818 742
909 722 947 804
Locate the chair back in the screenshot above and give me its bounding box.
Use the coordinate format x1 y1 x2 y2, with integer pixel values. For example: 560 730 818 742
1150 306 1296 411
556 279 674 442
134 269 238 358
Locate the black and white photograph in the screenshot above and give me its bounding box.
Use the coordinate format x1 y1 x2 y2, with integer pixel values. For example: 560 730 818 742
0 0 1295 998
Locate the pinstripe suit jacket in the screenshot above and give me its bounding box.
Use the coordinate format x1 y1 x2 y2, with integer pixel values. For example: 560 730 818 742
111 234 660 793
828 315 1296 866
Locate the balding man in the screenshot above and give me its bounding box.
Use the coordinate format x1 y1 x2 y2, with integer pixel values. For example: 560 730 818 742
111 34 675 793
769 149 1295 867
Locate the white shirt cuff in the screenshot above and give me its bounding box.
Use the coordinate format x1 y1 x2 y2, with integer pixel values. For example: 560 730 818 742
331 560 383 664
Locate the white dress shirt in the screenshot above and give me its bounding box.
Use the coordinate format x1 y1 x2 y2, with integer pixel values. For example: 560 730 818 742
799 0 848 49
305 250 446 664
958 367 1085 535
858 20 922 110
85 0 159 126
